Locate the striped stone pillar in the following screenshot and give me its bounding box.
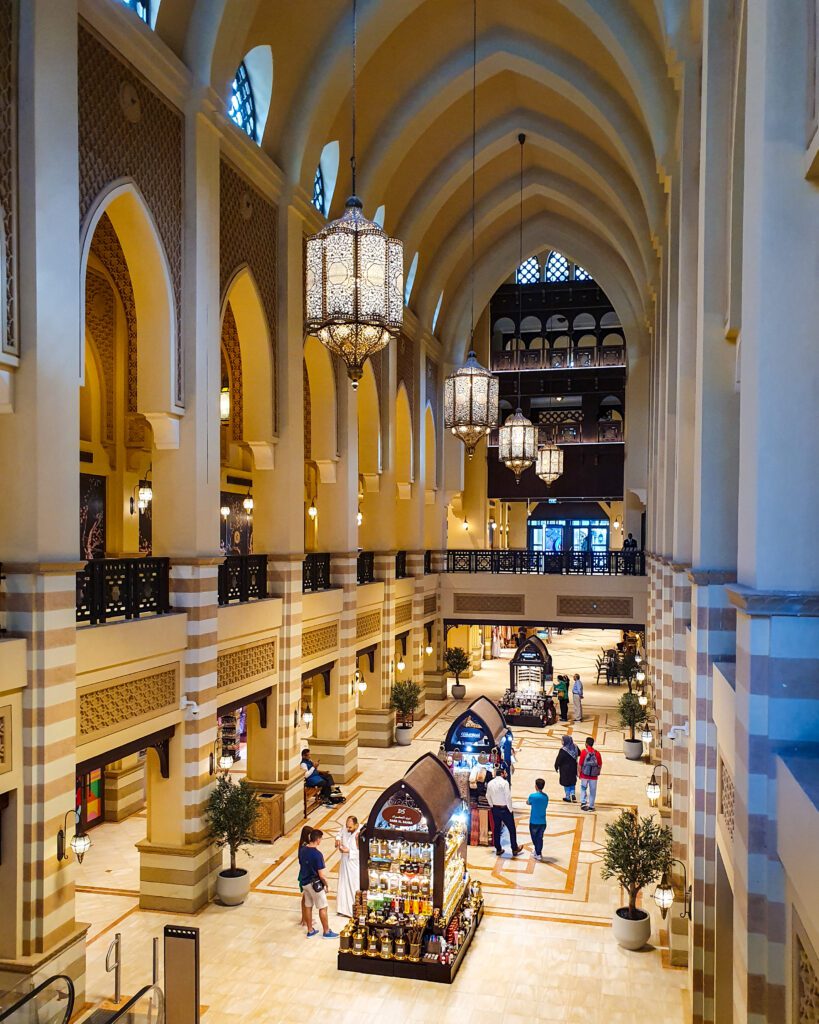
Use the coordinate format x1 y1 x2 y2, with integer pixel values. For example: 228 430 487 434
687 571 736 1024
357 552 397 747
137 560 221 912
103 754 146 822
407 551 427 721
669 563 692 966
267 554 307 831
1 565 88 993
307 553 358 783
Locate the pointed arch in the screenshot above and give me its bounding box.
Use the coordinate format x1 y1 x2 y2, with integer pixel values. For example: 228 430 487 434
395 381 413 494
357 358 381 477
424 402 436 492
303 334 338 467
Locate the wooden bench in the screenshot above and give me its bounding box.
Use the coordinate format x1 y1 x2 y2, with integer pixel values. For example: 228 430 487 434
303 785 323 818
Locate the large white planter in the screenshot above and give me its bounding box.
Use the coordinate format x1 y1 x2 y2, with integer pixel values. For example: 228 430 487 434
396 725 413 746
611 908 652 950
623 738 644 761
452 683 466 700
216 868 250 906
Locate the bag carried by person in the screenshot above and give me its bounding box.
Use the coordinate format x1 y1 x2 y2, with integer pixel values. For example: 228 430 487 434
583 749 601 778
311 876 326 892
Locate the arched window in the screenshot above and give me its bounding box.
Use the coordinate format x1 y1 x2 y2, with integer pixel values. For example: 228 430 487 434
312 165 326 215
431 291 444 333
516 256 539 285
544 251 570 283
228 62 257 142
404 252 419 305
574 264 593 281
118 0 150 22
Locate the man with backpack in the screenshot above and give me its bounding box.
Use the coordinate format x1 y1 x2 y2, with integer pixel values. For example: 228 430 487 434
578 736 602 811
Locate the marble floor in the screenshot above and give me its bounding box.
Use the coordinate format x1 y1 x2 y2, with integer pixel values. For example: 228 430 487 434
76 628 690 1023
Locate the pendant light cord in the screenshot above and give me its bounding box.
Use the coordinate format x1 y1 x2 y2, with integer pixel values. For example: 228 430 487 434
469 0 477 347
351 0 357 196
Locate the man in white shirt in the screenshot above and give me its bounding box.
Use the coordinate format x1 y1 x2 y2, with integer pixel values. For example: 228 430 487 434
485 767 523 857
572 674 584 722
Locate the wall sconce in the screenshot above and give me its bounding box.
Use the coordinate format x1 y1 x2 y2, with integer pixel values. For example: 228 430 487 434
356 508 363 526
307 499 318 520
488 518 496 531
243 490 254 514
653 858 692 920
638 691 648 707
396 655 406 672
645 763 671 806
635 652 643 665
613 517 621 530
220 505 230 519
636 670 646 683
352 670 367 694
220 385 230 423
129 467 153 516
302 705 314 725
424 622 434 657
463 518 469 531
57 809 91 864
640 723 653 745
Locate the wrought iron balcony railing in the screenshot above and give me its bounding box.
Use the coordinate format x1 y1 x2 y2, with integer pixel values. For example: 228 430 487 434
490 345 625 373
76 557 171 625
443 549 645 576
357 551 375 585
303 553 332 593
395 550 408 579
423 550 432 575
218 555 268 606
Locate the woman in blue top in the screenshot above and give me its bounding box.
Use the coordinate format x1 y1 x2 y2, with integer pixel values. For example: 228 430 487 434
526 778 549 861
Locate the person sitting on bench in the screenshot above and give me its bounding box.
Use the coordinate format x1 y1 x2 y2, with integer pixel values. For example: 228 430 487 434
300 748 336 803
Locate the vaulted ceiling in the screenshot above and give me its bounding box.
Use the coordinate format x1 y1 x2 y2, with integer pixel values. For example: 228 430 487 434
156 0 684 361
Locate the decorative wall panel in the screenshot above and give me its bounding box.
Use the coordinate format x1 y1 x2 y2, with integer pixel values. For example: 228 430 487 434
556 595 633 619
453 593 524 615
217 640 277 690
80 472 106 560
719 759 735 841
302 622 338 659
798 935 819 1024
220 302 244 441
423 594 437 616
219 159 277 427
0 703 9 774
0 0 18 360
356 609 381 640
78 665 179 741
85 269 116 443
395 601 413 627
78 24 184 406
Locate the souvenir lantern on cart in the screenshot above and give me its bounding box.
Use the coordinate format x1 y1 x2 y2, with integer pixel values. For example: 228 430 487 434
500 634 555 728
338 753 483 983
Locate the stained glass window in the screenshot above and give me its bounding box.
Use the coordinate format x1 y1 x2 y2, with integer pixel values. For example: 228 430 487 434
574 264 593 281
516 256 540 285
227 62 257 142
312 164 326 214
118 0 150 23
544 251 570 283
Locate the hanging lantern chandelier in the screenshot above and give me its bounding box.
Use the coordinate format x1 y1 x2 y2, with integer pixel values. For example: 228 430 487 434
536 442 563 485
443 0 498 456
498 135 537 483
303 0 403 389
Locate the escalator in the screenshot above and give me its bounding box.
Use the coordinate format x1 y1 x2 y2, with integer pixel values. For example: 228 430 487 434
80 985 163 1023
0 974 74 1024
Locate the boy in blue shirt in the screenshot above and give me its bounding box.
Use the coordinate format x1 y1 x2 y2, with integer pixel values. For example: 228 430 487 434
526 778 549 861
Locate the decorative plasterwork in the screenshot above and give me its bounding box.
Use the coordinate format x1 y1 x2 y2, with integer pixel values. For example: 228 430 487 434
217 640 277 691
453 593 525 614
77 664 179 742
394 601 413 627
356 609 381 640
302 621 339 660
423 594 437 616
719 759 735 842
556 595 633 618
220 302 244 442
0 703 9 774
85 269 116 444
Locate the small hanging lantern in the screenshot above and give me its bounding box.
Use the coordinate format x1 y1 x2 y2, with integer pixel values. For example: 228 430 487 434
498 408 537 482
220 385 230 423
536 442 564 485
444 351 499 458
243 491 254 513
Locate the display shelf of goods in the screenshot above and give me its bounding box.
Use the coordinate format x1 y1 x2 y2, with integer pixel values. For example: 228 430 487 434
338 753 482 983
498 687 554 727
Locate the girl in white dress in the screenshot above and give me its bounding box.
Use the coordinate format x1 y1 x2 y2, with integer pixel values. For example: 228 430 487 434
335 815 360 917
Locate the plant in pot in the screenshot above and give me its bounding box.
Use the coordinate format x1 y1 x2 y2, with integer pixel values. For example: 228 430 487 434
600 809 672 949
206 774 260 906
445 647 470 700
391 679 423 746
619 690 649 760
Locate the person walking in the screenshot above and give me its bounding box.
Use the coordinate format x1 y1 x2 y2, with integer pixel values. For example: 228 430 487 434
297 825 313 927
554 674 569 722
572 673 584 722
526 778 549 861
297 829 339 938
485 767 523 857
554 734 579 802
335 815 360 918
578 737 602 811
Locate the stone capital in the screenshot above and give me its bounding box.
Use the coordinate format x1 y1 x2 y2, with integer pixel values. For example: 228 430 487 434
726 584 819 618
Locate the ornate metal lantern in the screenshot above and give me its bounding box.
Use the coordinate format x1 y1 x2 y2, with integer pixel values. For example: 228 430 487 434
304 198 403 388
444 351 499 458
498 408 538 482
536 442 564 485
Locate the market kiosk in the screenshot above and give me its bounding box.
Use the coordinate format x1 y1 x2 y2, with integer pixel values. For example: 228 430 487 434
500 635 555 727
338 753 483 983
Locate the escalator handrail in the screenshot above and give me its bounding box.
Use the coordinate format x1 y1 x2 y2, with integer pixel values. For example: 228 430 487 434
0 973 75 1023
105 984 164 1022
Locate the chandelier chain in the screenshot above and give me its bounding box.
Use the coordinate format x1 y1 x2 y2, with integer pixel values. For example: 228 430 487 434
469 0 477 345
351 0 357 196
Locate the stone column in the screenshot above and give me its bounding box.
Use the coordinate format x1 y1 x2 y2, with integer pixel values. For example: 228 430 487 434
103 754 145 822
407 550 427 721
357 552 397 747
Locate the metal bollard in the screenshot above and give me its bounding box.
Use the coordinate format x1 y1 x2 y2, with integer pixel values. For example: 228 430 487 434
105 932 122 1004
152 936 159 985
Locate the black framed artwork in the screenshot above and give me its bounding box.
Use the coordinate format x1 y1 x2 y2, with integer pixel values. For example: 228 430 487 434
79 473 106 560
220 491 253 555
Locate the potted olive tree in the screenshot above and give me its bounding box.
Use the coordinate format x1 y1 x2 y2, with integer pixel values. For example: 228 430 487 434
445 647 470 700
391 679 423 745
600 809 672 949
206 774 260 906
619 691 649 760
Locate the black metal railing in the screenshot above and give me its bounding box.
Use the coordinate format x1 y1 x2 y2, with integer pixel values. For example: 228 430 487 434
218 554 268 606
76 558 171 625
490 344 625 373
303 553 332 593
357 550 375 585
395 550 408 579
423 550 432 575
444 549 645 576
0 973 74 1023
